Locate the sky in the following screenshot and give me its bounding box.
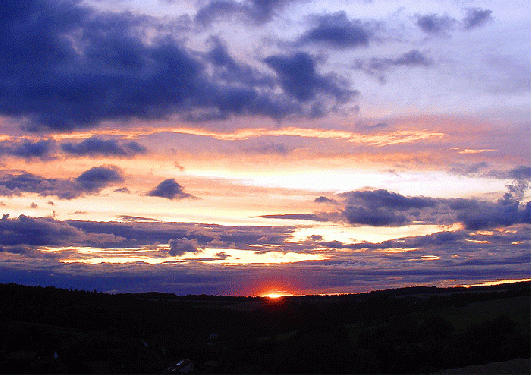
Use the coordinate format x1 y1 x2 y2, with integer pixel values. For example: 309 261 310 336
0 0 529 296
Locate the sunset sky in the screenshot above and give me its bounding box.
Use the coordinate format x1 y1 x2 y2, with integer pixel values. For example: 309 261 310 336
0 0 529 296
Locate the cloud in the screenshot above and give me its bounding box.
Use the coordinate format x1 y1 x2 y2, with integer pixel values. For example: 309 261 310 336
451 165 530 202
449 162 489 176
0 139 55 160
0 0 346 131
341 189 436 211
416 14 456 35
206 37 274 88
244 142 292 155
462 8 493 30
264 52 354 103
195 0 297 27
168 238 200 256
353 50 432 83
147 179 194 200
332 188 530 229
75 166 124 193
260 214 327 221
0 166 124 199
336 189 437 226
61 137 147 157
68 219 294 249
297 12 373 49
0 214 120 247
314 196 338 204
0 213 528 295
455 194 529 230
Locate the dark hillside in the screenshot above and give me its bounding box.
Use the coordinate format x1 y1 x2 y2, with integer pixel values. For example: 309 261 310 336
1 282 529 373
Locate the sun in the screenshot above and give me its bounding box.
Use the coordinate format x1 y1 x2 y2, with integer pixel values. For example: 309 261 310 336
261 291 294 299
264 292 284 299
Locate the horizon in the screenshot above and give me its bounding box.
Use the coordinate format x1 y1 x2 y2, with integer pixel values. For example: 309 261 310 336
0 0 529 296
4 277 531 298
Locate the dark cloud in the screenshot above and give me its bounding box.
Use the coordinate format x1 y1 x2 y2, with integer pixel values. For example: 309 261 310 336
61 137 147 157
335 187 530 230
508 166 531 180
195 0 297 27
416 14 456 35
0 166 124 199
314 196 337 204
0 139 55 160
264 52 354 103
168 238 200 256
147 179 194 200
298 12 373 49
75 166 124 193
344 206 408 226
462 8 493 30
353 50 432 83
341 189 436 211
339 189 436 226
455 194 525 230
0 214 120 247
0 0 345 131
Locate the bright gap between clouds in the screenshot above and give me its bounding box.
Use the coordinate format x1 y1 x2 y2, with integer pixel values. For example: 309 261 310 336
288 223 463 245
189 169 508 198
56 247 327 265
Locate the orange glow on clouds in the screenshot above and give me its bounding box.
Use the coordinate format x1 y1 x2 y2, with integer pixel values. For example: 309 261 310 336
57 247 327 265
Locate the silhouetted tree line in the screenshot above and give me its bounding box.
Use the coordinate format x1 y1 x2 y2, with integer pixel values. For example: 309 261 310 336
0 282 529 373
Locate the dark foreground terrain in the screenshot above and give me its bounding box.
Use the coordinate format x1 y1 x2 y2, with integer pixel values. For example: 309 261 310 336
1 281 529 374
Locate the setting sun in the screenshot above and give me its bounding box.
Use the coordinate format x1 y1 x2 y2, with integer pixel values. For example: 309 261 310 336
262 291 294 299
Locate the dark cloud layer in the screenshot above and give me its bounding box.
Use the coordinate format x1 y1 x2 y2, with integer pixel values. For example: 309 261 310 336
195 0 296 26
455 195 531 230
0 0 350 131
334 188 530 229
0 214 120 247
0 140 55 160
340 189 436 226
61 137 147 157
147 179 194 200
0 166 123 199
0 211 528 295
298 12 373 49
